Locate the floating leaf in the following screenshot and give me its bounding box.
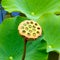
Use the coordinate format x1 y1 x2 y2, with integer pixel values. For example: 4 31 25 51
37 13 60 52
25 40 48 60
2 0 60 19
0 16 48 60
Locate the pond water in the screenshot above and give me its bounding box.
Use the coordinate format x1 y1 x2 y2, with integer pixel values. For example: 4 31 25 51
0 5 20 23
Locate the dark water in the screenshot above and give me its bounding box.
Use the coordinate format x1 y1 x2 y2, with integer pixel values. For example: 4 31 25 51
0 5 20 23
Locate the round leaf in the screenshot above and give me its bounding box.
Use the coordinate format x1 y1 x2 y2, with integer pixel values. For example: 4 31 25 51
2 0 60 19
37 13 60 52
0 16 48 60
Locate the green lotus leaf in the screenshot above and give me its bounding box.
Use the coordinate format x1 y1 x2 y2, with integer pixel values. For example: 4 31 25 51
25 40 48 60
2 0 60 19
0 16 48 60
37 13 60 52
0 16 27 60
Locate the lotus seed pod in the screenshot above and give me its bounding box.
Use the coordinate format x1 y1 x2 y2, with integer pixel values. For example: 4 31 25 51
18 20 42 40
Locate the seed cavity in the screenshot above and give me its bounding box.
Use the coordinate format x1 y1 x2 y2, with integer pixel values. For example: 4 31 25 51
29 30 32 33
21 26 24 29
33 33 36 36
33 25 36 28
33 28 36 31
22 30 26 33
26 21 29 24
25 27 28 30
23 23 26 26
30 21 33 24
37 31 40 34
29 25 32 28
35 23 38 26
37 27 40 30
27 33 30 36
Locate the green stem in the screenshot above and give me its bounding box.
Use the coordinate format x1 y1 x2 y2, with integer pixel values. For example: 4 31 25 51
22 38 27 60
